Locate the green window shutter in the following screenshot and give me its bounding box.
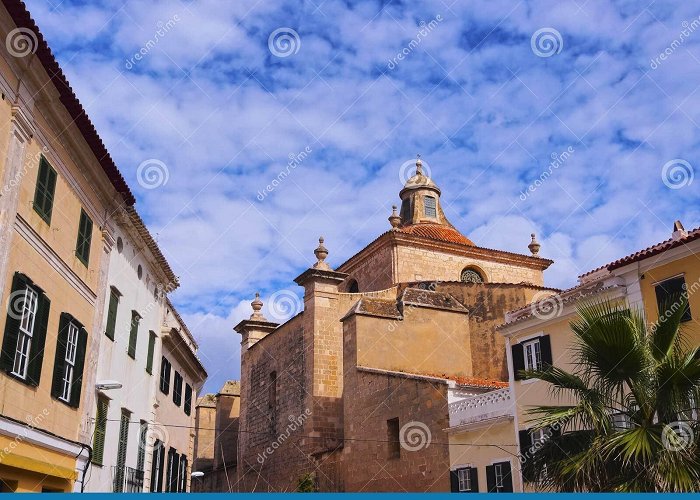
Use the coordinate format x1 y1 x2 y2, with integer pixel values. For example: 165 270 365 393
150 439 161 492
50 313 70 399
105 289 119 340
92 395 108 464
33 157 57 224
173 371 182 406
128 311 140 359
137 421 147 473
70 326 88 408
184 384 192 415
160 357 171 394
26 292 50 387
157 443 165 492
75 209 93 266
0 273 28 372
146 331 156 374
114 409 131 492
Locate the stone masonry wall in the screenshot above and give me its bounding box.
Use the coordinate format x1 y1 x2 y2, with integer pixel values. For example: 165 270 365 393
396 245 544 286
343 316 451 491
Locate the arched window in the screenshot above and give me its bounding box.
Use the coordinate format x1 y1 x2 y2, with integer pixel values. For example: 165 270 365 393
347 279 359 293
460 267 484 283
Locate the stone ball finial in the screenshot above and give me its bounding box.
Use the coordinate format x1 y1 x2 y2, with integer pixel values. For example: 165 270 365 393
313 236 331 270
528 233 541 257
415 154 423 176
250 292 267 320
388 205 401 230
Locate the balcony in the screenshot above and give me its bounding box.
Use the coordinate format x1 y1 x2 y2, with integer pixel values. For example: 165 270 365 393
448 388 514 429
111 466 144 493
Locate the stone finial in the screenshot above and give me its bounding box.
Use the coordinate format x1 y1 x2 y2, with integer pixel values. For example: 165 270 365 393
415 154 423 176
528 233 541 257
250 292 267 320
313 236 331 270
672 220 687 241
388 205 401 230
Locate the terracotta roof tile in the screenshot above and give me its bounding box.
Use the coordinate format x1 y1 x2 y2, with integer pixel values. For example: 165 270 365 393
398 223 475 246
426 373 509 389
5 0 135 205
579 226 700 279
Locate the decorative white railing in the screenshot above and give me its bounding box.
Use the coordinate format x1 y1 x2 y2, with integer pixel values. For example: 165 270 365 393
448 388 514 428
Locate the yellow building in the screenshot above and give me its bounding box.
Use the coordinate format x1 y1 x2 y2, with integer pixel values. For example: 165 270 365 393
448 221 700 492
0 1 135 491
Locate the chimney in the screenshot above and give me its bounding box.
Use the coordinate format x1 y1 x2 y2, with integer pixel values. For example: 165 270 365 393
672 220 687 241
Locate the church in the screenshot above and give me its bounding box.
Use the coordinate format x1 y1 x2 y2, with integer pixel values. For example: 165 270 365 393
195 158 556 492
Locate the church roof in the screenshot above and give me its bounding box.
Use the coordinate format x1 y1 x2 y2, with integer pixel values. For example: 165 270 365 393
397 223 475 246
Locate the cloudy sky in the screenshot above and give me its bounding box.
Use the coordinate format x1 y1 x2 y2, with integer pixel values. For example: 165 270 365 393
26 0 697 393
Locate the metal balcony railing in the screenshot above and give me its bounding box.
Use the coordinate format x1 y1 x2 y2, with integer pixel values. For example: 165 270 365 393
111 466 144 492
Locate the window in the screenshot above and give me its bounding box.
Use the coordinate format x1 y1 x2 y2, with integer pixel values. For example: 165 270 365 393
512 335 553 380
655 276 692 322
424 195 436 217
75 209 93 265
105 288 119 340
486 461 513 492
523 339 542 371
12 286 38 379
530 428 547 446
184 384 193 416
92 395 109 465
59 322 78 402
387 417 400 459
178 455 188 492
114 409 131 492
612 412 632 430
458 468 472 491
399 198 411 221
128 311 140 359
150 439 165 492
146 331 156 374
460 268 484 283
53 314 89 407
116 236 124 253
160 357 171 394
173 371 183 406
137 420 147 474
347 279 359 293
1 273 50 387
33 156 57 224
166 448 179 492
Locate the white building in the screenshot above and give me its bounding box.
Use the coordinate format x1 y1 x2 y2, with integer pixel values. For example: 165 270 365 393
150 299 207 493
85 208 179 492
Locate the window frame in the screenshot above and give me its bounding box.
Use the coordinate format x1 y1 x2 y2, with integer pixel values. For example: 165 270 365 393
424 195 437 218
12 286 39 379
59 321 79 402
458 468 472 492
523 338 542 372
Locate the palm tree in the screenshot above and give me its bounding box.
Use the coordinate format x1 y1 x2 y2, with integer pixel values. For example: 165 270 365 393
522 296 700 492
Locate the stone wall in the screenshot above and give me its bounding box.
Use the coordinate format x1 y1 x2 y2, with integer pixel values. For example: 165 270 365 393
339 242 394 293
396 245 544 286
343 318 450 491
434 282 550 380
193 398 216 473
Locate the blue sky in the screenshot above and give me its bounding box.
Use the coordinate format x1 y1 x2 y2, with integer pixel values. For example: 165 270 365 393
27 0 698 393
